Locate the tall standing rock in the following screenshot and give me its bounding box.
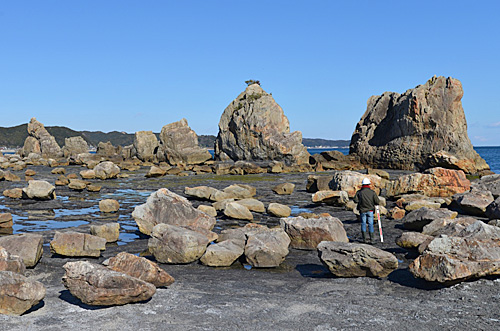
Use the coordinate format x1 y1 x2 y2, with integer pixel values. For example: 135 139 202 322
156 118 212 165
62 136 89 158
132 131 158 162
21 118 62 158
349 76 489 174
215 83 310 165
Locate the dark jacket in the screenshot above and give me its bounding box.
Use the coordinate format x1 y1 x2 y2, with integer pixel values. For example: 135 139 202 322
353 186 380 213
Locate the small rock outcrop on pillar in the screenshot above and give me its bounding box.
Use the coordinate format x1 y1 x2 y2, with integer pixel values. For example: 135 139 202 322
349 76 490 174
215 83 310 165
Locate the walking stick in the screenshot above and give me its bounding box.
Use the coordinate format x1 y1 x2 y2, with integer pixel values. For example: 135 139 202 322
376 206 384 243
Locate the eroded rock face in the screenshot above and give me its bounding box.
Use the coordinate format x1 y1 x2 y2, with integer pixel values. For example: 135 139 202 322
410 222 500 283
62 261 156 306
280 215 349 250
62 136 89 158
148 224 210 264
156 118 212 165
349 76 489 174
0 271 46 315
21 118 62 158
133 131 158 162
318 241 398 278
215 84 310 165
105 252 174 287
132 188 216 238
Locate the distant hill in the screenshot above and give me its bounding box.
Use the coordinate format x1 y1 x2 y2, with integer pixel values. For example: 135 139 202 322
0 124 349 149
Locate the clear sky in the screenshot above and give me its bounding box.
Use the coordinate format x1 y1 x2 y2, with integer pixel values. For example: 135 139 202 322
1 1 499 145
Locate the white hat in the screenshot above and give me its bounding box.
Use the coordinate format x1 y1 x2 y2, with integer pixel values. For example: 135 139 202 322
362 178 371 185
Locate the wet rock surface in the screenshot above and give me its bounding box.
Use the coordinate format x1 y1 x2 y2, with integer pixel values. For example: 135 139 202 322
0 165 499 328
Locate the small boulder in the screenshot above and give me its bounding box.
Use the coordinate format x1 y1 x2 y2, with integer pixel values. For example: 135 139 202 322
25 169 36 177
197 205 217 217
306 175 333 193
105 252 174 287
146 166 167 178
267 203 291 217
318 241 398 278
222 184 256 199
0 234 43 267
280 215 349 250
245 228 290 268
452 189 495 216
0 271 46 315
68 179 88 191
80 169 96 179
0 213 13 228
395 232 433 249
486 197 500 220
272 183 295 195
402 208 458 232
94 161 120 179
391 207 406 220
90 223 120 243
4 171 21 182
99 199 120 213
224 202 253 221
0 247 25 275
312 190 349 206
50 232 106 257
22 180 56 200
3 188 23 199
62 261 156 306
200 240 245 267
148 224 210 264
51 167 66 175
235 198 266 213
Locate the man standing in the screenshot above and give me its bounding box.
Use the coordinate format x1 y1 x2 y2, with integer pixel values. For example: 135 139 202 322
353 178 380 244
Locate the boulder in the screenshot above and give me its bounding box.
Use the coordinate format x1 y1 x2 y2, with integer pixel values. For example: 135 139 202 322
62 136 89 158
0 271 46 315
244 228 290 268
402 207 458 232
222 184 256 199
197 205 217 217
395 232 433 249
184 186 232 202
21 117 62 158
267 203 291 217
452 189 495 217
132 188 217 239
4 171 21 182
306 175 334 193
0 247 25 275
312 190 349 206
132 131 158 162
349 76 490 174
200 240 245 267
105 252 174 287
24 169 36 177
404 199 441 211
55 175 69 186
477 174 500 198
68 179 88 191
156 118 212 165
90 223 120 243
214 83 310 165
50 232 106 257
329 171 383 197
318 241 398 278
386 168 470 198
421 217 478 237
486 197 500 220
0 234 43 267
391 207 406 220
22 180 56 200
96 141 122 156
224 202 253 221
146 165 167 178
94 161 120 179
235 198 266 213
310 151 363 171
3 188 23 199
148 224 210 264
99 199 120 213
410 222 500 283
62 261 156 306
0 213 13 228
80 169 96 179
212 199 236 211
87 184 102 192
280 215 349 250
272 183 295 195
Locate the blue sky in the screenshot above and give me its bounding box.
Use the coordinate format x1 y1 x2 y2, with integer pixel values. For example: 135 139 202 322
1 1 499 145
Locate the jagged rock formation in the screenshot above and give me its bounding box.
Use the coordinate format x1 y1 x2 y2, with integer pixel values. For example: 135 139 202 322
21 118 62 158
349 76 490 174
156 118 212 165
132 131 158 162
214 84 310 165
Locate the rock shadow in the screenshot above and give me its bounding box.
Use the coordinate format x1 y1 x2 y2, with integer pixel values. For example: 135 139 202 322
296 264 334 279
22 300 45 315
58 290 152 310
387 268 446 290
